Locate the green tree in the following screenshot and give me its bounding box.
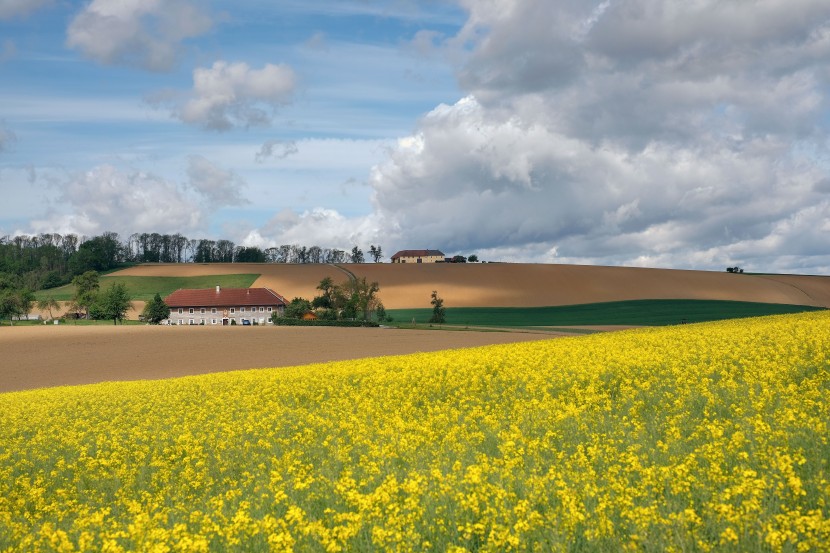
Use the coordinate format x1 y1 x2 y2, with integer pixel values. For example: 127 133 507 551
0 291 19 325
369 245 383 263
141 293 171 324
335 277 379 321
98 282 132 325
467 254 479 263
71 270 100 319
235 246 266 263
284 297 313 319
429 290 446 324
37 297 60 321
350 246 364 264
312 276 335 309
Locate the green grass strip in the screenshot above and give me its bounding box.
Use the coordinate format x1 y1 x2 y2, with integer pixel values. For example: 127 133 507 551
34 274 260 302
388 299 826 327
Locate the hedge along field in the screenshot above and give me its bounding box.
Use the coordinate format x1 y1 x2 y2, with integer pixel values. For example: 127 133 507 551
1 312 828 552
389 299 826 328
34 274 260 302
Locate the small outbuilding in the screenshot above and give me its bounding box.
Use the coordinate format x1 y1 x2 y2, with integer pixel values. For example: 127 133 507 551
390 249 445 264
164 285 287 326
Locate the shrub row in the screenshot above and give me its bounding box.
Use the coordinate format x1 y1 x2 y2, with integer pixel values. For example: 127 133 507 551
270 318 379 328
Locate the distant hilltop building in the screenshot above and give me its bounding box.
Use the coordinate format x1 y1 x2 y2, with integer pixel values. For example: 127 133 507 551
390 249 445 264
164 286 287 325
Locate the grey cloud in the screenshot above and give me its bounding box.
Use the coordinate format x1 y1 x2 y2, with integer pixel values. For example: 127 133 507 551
66 0 212 71
165 61 296 130
352 0 830 272
0 125 16 152
187 155 248 207
0 0 51 19
255 140 299 163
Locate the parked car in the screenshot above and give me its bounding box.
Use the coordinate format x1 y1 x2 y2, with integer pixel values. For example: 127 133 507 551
241 319 251 326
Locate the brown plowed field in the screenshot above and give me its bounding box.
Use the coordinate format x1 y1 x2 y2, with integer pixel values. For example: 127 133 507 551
0 325 553 393
9 262 826 393
113 263 830 309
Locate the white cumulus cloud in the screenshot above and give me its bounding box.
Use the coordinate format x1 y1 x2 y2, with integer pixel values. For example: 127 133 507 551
30 165 204 237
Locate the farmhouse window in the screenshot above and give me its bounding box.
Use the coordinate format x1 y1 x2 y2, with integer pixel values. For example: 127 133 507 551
178 308 183 314
200 308 205 314
241 307 246 313
230 308 235 314
267 307 272 312
259 307 265 312
211 308 217 314
189 308 194 314
211 319 217 325
189 319 194 325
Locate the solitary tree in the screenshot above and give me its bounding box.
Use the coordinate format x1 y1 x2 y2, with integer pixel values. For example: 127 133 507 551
369 245 383 263
37 297 60 321
467 254 479 263
141 292 170 324
71 270 100 319
429 290 446 324
99 282 132 325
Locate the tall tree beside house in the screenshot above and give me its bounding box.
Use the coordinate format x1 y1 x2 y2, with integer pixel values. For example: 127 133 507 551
71 271 100 319
284 297 313 319
98 282 132 325
141 293 170 324
429 290 446 324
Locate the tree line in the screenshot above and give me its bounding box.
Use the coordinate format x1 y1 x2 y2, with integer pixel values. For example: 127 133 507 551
0 231 386 293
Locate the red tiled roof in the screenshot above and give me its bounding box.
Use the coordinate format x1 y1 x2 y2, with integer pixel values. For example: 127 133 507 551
391 249 445 259
164 287 287 308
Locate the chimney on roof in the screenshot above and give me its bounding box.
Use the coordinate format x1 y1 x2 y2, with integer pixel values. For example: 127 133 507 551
246 288 250 295
216 285 220 293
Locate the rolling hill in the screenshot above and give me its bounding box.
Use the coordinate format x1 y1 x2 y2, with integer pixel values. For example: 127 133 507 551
110 262 830 310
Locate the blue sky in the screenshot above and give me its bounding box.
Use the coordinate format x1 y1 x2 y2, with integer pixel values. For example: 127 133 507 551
2 1 830 273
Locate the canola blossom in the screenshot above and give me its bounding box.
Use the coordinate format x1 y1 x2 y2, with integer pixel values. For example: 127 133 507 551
1 311 829 552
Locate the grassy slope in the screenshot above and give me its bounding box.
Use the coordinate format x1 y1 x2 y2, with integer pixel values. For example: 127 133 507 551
34 274 260 302
388 299 826 327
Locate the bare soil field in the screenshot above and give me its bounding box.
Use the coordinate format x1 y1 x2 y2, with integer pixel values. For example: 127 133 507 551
112 263 830 309
0 325 555 393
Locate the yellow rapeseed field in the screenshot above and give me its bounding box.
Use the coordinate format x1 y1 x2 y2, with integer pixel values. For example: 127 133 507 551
1 312 829 552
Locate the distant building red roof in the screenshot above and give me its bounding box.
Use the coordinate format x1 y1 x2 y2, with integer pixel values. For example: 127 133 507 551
391 249 445 259
164 287 287 308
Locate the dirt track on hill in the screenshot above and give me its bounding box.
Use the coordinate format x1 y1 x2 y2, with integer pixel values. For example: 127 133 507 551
112 263 830 309
0 325 554 393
